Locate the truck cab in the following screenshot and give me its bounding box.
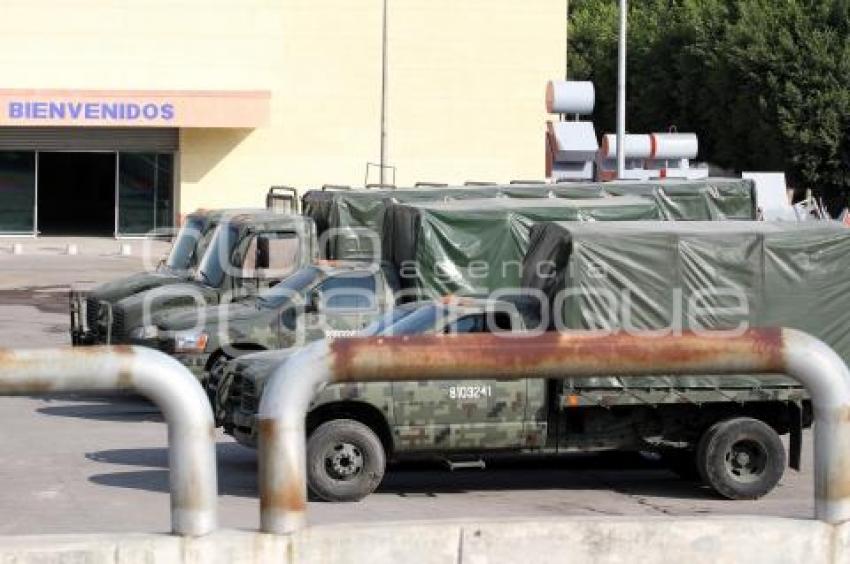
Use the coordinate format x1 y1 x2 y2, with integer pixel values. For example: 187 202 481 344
134 260 400 383
90 211 316 346
70 208 238 345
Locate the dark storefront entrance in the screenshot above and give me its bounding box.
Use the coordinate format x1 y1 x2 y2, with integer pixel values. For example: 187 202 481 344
38 152 116 236
0 127 178 237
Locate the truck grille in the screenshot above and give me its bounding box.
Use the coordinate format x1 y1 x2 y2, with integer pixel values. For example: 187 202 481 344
112 307 126 339
86 297 99 334
240 378 257 412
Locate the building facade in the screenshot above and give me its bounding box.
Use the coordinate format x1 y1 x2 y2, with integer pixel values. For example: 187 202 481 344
0 0 566 236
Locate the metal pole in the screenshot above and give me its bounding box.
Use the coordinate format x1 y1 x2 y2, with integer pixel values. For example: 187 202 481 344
616 0 627 179
114 152 120 238
379 0 389 186
33 151 39 236
258 328 850 533
0 346 218 536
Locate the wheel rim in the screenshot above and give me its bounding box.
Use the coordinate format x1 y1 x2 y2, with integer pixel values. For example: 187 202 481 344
723 439 767 483
324 442 365 481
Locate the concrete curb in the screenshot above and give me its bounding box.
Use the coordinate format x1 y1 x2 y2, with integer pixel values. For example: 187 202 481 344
0 517 845 563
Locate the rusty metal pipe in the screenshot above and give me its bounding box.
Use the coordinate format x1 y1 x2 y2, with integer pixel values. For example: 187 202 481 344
0 346 217 536
257 328 850 533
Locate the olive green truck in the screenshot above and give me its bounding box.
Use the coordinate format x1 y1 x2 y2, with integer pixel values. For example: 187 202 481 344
215 220 850 504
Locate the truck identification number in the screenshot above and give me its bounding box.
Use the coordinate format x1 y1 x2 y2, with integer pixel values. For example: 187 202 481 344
448 385 493 400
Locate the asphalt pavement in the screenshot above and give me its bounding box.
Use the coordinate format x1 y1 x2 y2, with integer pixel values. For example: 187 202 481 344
0 237 815 534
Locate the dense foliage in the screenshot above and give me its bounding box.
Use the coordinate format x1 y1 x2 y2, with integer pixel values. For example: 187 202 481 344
568 0 850 209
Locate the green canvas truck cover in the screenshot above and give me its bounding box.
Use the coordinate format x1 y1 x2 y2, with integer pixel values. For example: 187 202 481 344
324 183 606 236
384 196 661 295
303 178 756 249
521 220 850 393
602 178 756 220
315 184 598 259
302 191 337 236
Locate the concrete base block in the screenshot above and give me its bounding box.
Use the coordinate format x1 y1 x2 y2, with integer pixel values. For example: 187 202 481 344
0 518 843 564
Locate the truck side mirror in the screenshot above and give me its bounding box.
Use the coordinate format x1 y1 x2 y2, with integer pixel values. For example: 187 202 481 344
256 236 271 270
305 289 321 314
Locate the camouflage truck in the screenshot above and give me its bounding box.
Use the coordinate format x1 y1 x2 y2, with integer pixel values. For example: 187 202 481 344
216 296 543 501
70 208 252 345
131 261 400 386
90 211 317 346
215 219 850 503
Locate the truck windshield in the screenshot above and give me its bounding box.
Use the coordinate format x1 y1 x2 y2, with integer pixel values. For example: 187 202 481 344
194 223 239 288
364 303 446 336
164 216 206 271
256 266 322 309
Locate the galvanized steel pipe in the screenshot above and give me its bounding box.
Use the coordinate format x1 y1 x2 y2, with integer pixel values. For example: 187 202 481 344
0 346 217 536
258 328 850 533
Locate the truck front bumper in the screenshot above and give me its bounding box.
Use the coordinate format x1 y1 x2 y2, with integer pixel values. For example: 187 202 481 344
69 290 96 346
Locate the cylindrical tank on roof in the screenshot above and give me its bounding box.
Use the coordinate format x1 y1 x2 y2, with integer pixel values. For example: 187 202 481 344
651 133 699 160
600 132 700 160
600 134 653 159
546 80 595 115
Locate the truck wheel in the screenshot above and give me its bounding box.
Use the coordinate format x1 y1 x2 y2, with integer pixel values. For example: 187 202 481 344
307 419 386 502
696 417 785 500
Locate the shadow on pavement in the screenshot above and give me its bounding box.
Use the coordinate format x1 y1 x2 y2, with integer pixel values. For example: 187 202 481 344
86 446 718 501
0 286 72 315
37 395 163 423
89 442 258 498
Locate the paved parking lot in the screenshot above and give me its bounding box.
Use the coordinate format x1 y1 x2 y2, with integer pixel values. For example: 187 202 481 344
0 238 815 534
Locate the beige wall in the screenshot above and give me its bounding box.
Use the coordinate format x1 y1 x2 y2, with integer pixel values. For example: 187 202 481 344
386 1 566 185
0 0 566 215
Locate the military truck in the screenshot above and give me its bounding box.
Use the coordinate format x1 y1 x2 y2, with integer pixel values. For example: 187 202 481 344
303 178 756 260
132 261 400 385
70 208 242 345
382 196 661 295
215 219 850 503
90 211 317 346
215 296 542 501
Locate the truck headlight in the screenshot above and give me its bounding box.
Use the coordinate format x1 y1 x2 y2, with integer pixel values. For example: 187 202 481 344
174 332 209 353
129 325 159 340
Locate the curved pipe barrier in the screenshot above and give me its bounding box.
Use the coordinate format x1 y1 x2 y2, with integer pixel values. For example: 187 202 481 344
0 346 217 536
258 328 850 534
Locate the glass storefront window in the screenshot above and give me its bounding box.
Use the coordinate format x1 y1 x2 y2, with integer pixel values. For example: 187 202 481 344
0 151 35 233
118 152 174 235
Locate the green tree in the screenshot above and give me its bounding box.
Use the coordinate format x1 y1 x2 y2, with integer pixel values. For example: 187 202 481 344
568 0 850 210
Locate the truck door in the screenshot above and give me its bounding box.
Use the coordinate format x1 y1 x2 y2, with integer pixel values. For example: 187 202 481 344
311 272 383 339
240 230 301 293
391 312 529 452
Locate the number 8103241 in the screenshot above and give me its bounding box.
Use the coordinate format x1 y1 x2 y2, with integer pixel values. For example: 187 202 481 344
448 385 493 400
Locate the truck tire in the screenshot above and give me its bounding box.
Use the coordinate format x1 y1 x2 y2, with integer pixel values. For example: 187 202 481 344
307 419 386 502
696 417 785 500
